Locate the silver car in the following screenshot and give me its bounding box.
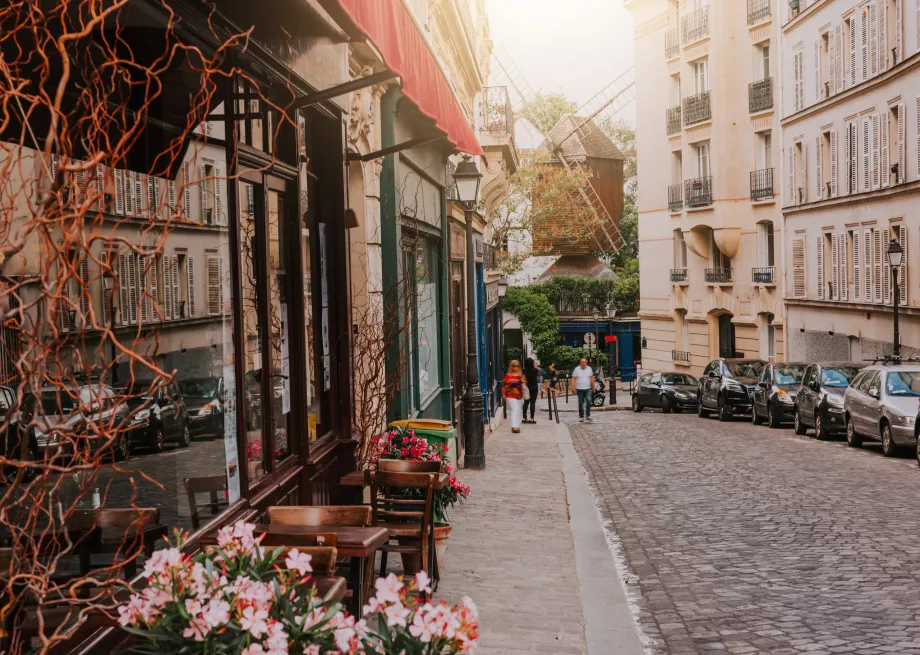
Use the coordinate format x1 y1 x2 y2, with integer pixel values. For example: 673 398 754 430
844 364 920 456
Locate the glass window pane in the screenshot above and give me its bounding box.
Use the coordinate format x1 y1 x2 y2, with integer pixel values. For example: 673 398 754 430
267 188 292 463
416 244 440 402
301 210 319 439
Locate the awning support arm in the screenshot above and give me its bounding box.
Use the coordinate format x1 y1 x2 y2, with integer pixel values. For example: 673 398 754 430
292 70 399 110
346 134 445 162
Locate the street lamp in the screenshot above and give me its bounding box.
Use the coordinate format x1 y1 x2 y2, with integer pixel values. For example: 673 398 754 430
453 155 485 470
605 303 617 404
886 239 904 360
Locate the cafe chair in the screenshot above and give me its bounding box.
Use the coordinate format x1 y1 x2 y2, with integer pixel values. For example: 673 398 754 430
65 508 165 578
377 459 442 474
184 474 229 530
369 471 436 582
266 505 371 527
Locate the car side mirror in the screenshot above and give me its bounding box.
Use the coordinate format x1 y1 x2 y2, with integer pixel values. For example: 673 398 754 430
868 387 880 399
812 381 821 391
759 381 769 389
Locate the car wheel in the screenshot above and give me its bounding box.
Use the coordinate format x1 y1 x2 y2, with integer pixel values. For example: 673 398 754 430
793 410 807 435
152 427 166 454
697 402 710 418
177 423 191 449
846 416 862 448
592 394 605 407
717 395 731 422
115 434 129 461
881 422 898 457
814 413 830 441
752 404 764 425
767 401 781 429
661 396 671 414
631 395 642 413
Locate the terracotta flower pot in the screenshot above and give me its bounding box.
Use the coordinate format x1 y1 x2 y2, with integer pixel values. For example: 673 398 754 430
434 523 452 565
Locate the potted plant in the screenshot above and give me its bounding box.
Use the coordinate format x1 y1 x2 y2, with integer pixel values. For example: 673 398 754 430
367 429 471 572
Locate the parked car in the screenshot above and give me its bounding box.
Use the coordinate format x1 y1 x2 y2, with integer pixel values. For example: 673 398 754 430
180 377 225 439
697 358 766 421
122 380 190 453
844 364 920 456
752 362 808 428
793 362 865 439
25 383 131 460
0 385 39 481
632 372 699 413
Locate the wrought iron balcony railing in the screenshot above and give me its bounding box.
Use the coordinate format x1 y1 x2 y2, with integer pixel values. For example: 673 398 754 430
681 5 710 44
750 168 774 201
706 268 732 283
683 91 711 126
747 0 771 25
555 300 602 317
668 184 683 212
670 268 688 283
672 349 691 362
665 28 680 59
480 86 515 137
752 267 776 284
684 176 713 208
666 106 682 135
749 78 773 113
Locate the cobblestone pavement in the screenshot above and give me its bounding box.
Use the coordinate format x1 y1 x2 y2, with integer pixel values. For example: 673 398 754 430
570 411 920 655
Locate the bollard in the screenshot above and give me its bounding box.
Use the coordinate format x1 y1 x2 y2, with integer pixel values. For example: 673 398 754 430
610 375 617 405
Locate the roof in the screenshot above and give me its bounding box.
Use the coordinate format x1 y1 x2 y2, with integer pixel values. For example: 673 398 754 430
536 255 616 282
542 115 625 162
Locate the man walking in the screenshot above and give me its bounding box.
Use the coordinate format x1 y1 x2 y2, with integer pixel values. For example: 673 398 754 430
570 358 595 422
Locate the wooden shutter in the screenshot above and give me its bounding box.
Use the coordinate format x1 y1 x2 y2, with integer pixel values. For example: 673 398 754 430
830 233 838 300
851 123 859 193
99 251 109 326
835 24 844 92
916 96 920 179
793 238 807 298
199 164 209 224
864 229 873 301
899 224 908 305
139 255 149 325
171 257 180 319
896 0 903 64
845 123 853 194
187 256 196 317
207 256 221 315
840 233 849 301
95 164 105 211
869 2 878 77
814 40 821 101
879 0 887 72
800 141 808 202
787 147 796 205
793 51 801 111
127 253 138 324
150 256 159 321
861 7 869 81
163 254 174 320
118 253 129 325
873 227 884 303
183 162 192 219
830 129 838 197
80 257 91 323
871 114 880 189
816 136 823 199
215 167 225 225
167 180 177 216
854 230 861 299
817 234 826 299
829 30 837 97
862 116 871 192
135 174 146 217
75 168 85 208
882 111 890 188
114 170 126 215
897 103 906 184
916 0 920 51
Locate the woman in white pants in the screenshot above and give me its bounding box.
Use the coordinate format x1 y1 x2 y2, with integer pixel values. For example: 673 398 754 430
502 360 525 433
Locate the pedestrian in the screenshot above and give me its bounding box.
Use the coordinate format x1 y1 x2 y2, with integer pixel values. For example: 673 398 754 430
536 362 546 399
502 360 525 433
523 358 539 423
570 358 595 422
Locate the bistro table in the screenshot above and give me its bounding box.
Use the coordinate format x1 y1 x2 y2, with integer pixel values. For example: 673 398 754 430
251 524 388 614
338 470 449 590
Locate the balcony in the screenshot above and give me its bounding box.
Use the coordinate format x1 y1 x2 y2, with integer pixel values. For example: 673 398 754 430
684 176 713 208
682 91 711 126
668 184 683 212
554 300 606 318
480 86 514 138
681 5 710 44
750 168 774 201
747 0 771 24
788 0 800 20
748 78 773 113
666 106 682 135
705 268 732 284
672 349 691 362
752 267 776 284
670 268 688 283
665 28 680 59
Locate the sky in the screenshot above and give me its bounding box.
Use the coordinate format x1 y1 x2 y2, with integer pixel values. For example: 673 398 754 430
485 0 637 140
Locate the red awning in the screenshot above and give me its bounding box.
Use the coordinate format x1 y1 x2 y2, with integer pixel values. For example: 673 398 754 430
330 0 485 157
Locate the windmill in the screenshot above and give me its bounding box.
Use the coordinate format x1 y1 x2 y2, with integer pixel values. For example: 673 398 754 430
489 45 635 258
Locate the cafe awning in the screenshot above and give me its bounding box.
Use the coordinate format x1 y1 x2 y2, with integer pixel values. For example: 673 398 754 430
325 0 485 157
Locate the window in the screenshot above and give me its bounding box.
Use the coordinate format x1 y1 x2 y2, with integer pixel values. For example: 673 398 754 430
709 230 730 270
793 140 806 204
845 121 858 194
414 242 441 405
669 74 681 107
680 311 690 355
819 33 830 99
757 222 774 267
793 47 805 112
792 236 806 297
673 229 688 268
696 142 710 178
671 151 683 185
890 222 908 305
760 44 770 81
694 60 709 94
846 16 858 88
817 131 831 200
202 161 216 225
757 132 773 170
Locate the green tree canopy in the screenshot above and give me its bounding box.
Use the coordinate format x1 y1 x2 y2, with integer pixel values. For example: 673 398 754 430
520 91 577 135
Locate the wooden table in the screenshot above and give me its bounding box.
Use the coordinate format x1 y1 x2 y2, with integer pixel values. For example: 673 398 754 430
252 524 388 614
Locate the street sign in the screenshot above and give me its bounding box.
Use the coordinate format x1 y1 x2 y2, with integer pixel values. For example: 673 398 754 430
584 333 596 345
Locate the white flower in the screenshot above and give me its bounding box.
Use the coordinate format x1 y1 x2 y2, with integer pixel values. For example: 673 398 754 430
284 548 313 576
383 601 410 627
373 573 404 604
201 598 231 629
240 605 270 638
414 571 432 594
462 596 478 617
242 644 266 655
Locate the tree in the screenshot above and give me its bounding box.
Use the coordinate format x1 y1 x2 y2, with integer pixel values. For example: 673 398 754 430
603 118 637 180
611 258 640 314
502 286 560 365
520 92 577 135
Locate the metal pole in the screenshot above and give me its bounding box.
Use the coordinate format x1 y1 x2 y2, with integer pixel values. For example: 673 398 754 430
893 268 901 360
463 207 485 469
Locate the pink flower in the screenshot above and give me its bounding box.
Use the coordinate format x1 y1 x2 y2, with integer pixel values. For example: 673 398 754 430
414 571 432 594
374 573 404 604
383 601 410 627
201 598 231 629
242 644 266 655
303 646 321 655
462 596 478 618
264 621 289 654
284 549 313 576
240 605 271 638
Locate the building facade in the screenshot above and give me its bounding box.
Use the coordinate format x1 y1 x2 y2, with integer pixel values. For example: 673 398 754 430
626 0 786 377
780 0 920 361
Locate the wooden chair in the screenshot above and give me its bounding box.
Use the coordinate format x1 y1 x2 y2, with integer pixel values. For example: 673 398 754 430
272 546 338 576
369 471 436 580
65 508 165 578
378 459 442 474
184 474 229 530
266 505 371 527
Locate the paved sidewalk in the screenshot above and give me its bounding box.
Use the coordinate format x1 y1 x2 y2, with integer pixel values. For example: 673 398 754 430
440 418 645 654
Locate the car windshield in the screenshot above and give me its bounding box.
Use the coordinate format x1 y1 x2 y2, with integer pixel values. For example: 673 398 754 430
121 382 156 401
662 374 698 386
180 379 218 399
885 371 920 397
39 391 76 415
773 366 806 386
725 361 764 378
821 366 862 387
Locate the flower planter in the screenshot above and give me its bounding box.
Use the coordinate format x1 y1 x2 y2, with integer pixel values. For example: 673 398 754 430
398 524 451 574
435 522 452 565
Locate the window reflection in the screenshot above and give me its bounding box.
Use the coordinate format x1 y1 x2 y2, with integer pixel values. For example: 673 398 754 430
268 189 291 463
301 218 319 439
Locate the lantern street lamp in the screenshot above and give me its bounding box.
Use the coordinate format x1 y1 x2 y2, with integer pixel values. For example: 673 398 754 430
886 239 904 361
606 303 617 404
453 155 485 470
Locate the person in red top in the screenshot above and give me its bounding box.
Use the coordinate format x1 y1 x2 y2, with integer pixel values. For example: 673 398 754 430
502 360 525 433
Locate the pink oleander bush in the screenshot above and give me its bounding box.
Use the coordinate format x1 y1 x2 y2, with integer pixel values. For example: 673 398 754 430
117 521 479 655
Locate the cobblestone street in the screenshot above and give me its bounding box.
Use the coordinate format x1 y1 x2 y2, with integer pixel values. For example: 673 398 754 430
570 411 920 655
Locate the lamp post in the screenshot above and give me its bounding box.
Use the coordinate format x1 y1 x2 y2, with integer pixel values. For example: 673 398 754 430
606 303 617 404
886 239 904 361
453 155 485 470
592 308 600 372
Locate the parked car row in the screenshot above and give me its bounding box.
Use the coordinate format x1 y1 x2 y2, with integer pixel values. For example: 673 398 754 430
632 357 920 466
